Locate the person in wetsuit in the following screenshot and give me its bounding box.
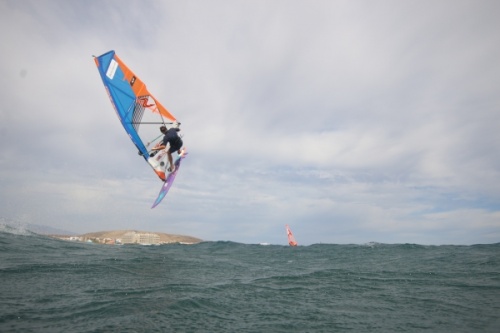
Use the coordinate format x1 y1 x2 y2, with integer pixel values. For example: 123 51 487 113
151 125 183 172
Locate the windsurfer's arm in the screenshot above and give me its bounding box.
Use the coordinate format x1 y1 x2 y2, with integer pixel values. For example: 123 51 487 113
152 143 167 151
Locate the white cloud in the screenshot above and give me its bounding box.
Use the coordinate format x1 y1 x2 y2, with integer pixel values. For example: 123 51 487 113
1 0 499 244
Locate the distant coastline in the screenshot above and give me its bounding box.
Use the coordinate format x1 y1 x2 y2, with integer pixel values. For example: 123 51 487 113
49 230 203 245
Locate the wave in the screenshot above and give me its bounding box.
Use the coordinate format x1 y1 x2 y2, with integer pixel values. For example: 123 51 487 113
0 218 38 236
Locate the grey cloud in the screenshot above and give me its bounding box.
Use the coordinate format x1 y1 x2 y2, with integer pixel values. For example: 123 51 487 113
1 0 499 244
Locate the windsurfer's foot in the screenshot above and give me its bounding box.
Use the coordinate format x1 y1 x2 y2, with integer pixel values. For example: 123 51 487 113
168 166 176 173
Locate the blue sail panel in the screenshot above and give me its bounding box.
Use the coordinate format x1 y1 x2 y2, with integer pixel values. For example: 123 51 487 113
94 50 149 159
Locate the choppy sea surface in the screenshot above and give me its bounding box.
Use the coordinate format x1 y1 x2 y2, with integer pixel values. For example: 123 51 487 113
1 226 499 333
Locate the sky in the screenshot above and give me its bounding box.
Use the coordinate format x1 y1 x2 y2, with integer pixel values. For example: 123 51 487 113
1 0 499 245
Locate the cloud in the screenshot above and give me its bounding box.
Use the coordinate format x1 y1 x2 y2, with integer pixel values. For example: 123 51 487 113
1 0 499 244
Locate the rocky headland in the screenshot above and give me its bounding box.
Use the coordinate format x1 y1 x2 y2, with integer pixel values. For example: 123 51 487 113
51 230 202 245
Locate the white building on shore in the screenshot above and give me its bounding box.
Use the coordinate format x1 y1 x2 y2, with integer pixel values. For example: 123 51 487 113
122 231 160 245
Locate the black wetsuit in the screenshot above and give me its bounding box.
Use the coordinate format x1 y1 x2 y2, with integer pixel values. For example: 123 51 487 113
161 128 183 153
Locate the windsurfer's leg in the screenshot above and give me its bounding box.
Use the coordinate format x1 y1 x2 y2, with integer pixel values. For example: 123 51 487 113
167 152 175 172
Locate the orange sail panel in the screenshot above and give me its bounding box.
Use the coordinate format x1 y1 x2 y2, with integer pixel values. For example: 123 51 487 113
285 224 298 246
112 54 177 122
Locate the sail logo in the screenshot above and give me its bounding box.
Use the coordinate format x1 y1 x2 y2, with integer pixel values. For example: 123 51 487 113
106 59 118 80
138 95 154 108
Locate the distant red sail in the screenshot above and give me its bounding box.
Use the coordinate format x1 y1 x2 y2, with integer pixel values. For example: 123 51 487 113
285 224 298 247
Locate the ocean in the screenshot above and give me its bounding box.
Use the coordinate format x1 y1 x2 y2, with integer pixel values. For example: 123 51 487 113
1 226 499 333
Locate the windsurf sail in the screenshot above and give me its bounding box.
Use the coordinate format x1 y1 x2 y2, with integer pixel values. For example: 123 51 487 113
285 224 298 247
94 50 185 206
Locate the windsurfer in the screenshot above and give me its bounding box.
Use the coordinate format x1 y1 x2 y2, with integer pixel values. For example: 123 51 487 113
152 125 183 173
